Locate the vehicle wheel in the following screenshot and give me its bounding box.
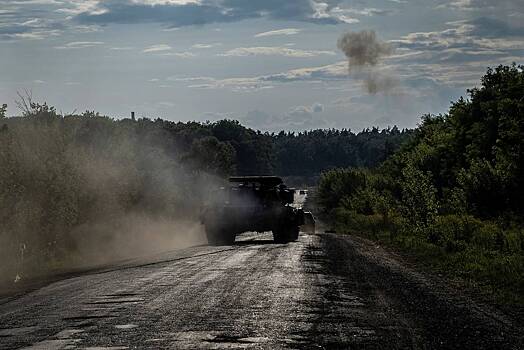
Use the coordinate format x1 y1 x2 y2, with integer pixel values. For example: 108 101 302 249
206 226 235 246
302 223 316 233
273 225 299 243
289 225 299 241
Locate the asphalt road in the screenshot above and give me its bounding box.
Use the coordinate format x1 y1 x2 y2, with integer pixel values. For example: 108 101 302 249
0 231 522 349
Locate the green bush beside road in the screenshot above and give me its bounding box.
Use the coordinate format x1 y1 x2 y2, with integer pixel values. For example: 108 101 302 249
318 65 524 303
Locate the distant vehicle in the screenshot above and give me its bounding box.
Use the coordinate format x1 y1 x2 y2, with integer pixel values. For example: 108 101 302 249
299 189 307 195
302 211 316 233
201 176 312 245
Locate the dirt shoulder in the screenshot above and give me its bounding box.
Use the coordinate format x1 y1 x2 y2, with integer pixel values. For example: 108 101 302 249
321 232 524 349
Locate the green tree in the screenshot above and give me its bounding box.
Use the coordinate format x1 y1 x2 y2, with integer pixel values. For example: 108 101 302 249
317 168 368 211
400 163 438 231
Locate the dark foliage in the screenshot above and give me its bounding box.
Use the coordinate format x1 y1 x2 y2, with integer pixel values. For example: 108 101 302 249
318 65 524 302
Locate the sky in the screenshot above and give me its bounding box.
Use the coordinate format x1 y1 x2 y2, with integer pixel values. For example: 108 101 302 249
0 0 523 132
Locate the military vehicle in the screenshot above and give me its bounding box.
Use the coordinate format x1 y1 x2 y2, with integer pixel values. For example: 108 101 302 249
201 176 313 245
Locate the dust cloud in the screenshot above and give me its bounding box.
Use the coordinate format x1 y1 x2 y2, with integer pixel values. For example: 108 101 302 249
70 214 207 266
0 114 221 289
71 148 216 265
337 30 397 94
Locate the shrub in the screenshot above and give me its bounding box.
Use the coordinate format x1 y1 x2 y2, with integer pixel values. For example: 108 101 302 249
318 168 368 211
400 164 438 230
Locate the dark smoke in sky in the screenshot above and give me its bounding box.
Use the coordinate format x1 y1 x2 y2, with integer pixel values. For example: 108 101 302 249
365 73 398 94
337 30 396 94
337 30 393 67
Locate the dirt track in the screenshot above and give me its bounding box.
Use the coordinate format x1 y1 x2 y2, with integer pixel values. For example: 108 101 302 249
0 231 522 349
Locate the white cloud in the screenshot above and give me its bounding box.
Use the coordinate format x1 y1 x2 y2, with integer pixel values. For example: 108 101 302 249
186 78 270 92
9 0 62 4
331 6 393 17
391 19 524 52
110 46 135 50
142 44 172 53
70 0 360 26
178 62 347 92
54 41 104 49
6 29 61 40
55 0 104 16
254 28 301 38
161 51 196 58
142 44 196 57
167 76 214 82
130 0 200 5
261 62 348 82
191 43 221 49
218 46 336 58
318 6 360 24
442 0 524 11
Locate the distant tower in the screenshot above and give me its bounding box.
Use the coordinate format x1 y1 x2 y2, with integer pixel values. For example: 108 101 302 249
131 111 136 121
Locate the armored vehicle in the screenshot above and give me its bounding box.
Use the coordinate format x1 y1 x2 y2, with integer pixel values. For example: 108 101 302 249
201 176 311 245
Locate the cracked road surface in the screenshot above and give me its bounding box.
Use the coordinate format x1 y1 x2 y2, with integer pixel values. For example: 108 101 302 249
1 232 523 349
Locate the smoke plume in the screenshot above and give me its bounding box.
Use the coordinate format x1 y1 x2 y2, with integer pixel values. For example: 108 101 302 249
337 30 396 94
365 73 398 94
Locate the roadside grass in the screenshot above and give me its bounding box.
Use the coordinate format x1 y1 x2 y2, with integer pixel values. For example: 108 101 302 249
330 208 524 305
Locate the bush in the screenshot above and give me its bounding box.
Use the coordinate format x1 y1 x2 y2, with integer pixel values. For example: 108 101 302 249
401 164 438 230
318 168 368 211
457 159 506 217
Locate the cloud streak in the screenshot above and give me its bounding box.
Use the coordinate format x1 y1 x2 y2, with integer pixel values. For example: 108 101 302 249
143 44 172 53
218 46 336 58
54 41 104 49
254 28 302 38
73 0 352 27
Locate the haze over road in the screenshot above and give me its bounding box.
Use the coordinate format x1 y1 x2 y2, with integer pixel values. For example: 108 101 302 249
1 232 522 349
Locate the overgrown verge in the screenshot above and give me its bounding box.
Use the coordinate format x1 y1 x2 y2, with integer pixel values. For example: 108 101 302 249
317 65 524 304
